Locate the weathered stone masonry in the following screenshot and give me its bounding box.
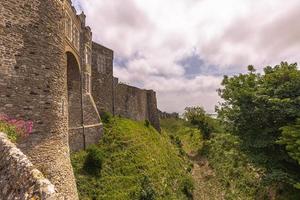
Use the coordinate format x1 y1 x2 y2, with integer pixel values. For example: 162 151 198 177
0 132 58 200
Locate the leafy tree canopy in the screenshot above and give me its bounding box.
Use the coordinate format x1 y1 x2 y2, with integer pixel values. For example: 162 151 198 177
217 62 300 186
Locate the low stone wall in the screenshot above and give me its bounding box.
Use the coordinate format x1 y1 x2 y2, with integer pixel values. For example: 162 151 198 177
0 132 58 200
114 83 161 131
69 125 103 152
158 110 179 119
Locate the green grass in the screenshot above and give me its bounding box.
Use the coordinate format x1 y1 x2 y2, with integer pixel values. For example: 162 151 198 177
0 121 19 142
160 118 202 154
71 117 193 200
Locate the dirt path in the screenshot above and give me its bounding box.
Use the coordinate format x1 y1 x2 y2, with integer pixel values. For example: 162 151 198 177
189 154 225 200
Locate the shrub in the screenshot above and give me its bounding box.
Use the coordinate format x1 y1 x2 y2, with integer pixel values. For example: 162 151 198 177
139 176 156 200
181 177 194 199
100 111 112 124
144 120 150 127
83 145 105 176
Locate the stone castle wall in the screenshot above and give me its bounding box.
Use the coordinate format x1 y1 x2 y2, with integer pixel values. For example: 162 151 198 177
0 0 78 198
114 82 161 131
158 110 179 119
0 132 58 199
91 43 161 131
91 42 114 114
114 83 149 121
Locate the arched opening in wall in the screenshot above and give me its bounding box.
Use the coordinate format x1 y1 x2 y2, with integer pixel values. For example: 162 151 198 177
66 52 83 131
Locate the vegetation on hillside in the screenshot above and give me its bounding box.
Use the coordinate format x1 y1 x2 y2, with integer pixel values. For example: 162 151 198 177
164 65 300 199
217 62 300 195
160 118 202 155
161 113 263 199
71 116 193 200
72 62 300 200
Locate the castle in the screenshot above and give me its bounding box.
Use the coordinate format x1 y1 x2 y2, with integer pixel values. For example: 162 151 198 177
0 0 160 199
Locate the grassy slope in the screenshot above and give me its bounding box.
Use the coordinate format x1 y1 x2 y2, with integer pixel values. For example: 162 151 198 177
71 117 192 200
161 118 300 200
161 118 225 199
160 118 202 155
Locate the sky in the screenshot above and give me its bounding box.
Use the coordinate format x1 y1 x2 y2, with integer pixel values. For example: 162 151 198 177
72 0 300 113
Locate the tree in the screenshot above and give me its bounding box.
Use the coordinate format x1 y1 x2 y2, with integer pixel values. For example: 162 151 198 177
183 106 213 139
217 62 300 187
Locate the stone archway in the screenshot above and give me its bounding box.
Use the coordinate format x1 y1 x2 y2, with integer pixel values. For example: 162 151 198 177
66 51 84 151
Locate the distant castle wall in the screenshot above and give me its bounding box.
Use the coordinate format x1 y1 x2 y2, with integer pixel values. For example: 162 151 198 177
0 132 58 199
158 110 179 119
91 43 161 131
114 81 160 131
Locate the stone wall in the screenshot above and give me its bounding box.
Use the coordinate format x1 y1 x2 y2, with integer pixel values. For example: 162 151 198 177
0 132 58 199
91 41 160 131
114 82 161 131
0 0 78 198
158 110 179 119
91 42 114 114
146 91 161 131
114 83 148 120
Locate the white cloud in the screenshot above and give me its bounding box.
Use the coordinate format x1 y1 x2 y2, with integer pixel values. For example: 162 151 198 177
73 0 300 113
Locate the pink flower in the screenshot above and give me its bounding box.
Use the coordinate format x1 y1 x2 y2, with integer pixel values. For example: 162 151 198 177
0 114 33 138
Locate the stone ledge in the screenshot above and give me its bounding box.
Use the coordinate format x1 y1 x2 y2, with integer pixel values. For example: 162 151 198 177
0 132 59 200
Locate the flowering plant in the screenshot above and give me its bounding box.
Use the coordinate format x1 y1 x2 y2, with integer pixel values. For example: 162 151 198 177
0 114 33 142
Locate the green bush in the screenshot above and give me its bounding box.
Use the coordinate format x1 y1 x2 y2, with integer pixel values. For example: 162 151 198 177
100 111 112 124
83 145 105 176
181 177 194 199
144 120 150 127
139 176 156 200
204 133 263 199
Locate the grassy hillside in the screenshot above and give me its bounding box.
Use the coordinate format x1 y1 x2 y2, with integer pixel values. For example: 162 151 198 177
160 118 202 155
161 117 300 200
71 117 193 200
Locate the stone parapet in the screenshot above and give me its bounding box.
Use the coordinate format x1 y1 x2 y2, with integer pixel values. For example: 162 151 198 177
0 132 59 200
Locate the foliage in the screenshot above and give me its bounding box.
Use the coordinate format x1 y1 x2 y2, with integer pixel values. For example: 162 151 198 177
71 117 192 200
0 114 33 142
100 111 113 124
144 120 150 128
83 145 105 176
139 176 156 200
183 107 217 139
217 62 300 188
181 177 194 200
160 118 202 154
278 119 300 188
203 133 264 199
278 119 300 166
0 121 19 142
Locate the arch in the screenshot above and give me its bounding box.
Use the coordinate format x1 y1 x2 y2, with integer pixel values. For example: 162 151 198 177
65 45 81 70
66 51 83 129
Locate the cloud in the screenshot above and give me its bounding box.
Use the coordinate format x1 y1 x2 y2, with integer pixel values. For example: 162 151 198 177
73 0 300 113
